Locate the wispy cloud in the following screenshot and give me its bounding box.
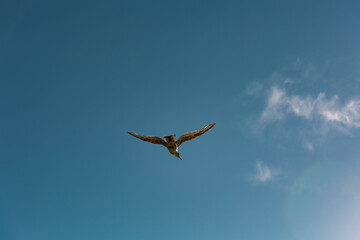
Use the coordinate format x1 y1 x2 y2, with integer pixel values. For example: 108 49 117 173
252 161 273 183
304 142 314 151
260 86 360 132
245 82 264 96
260 87 287 122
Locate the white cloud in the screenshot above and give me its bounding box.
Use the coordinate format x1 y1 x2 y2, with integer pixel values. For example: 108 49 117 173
260 87 286 122
260 86 360 132
253 161 273 183
288 95 315 119
245 82 264 95
304 142 314 151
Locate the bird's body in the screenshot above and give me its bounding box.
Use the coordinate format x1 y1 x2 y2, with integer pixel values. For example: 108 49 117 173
128 123 216 160
164 136 178 156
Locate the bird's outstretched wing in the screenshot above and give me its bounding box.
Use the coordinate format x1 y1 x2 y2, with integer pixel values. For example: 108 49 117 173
128 132 167 146
176 123 216 146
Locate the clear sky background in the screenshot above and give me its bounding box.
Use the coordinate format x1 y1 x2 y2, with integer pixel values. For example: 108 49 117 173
1 1 360 239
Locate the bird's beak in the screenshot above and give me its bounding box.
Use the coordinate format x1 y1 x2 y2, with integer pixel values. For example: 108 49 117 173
178 156 182 160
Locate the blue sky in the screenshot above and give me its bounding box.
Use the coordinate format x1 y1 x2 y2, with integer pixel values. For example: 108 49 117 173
1 1 360 239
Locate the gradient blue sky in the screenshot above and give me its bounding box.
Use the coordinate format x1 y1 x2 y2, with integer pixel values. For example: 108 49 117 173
1 1 360 240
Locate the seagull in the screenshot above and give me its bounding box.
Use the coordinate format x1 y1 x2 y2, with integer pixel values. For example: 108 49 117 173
127 123 216 160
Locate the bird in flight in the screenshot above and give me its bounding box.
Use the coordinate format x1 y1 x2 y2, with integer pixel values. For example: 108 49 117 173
128 123 216 160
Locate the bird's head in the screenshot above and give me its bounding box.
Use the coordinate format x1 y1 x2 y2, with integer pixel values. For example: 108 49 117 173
174 152 182 160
